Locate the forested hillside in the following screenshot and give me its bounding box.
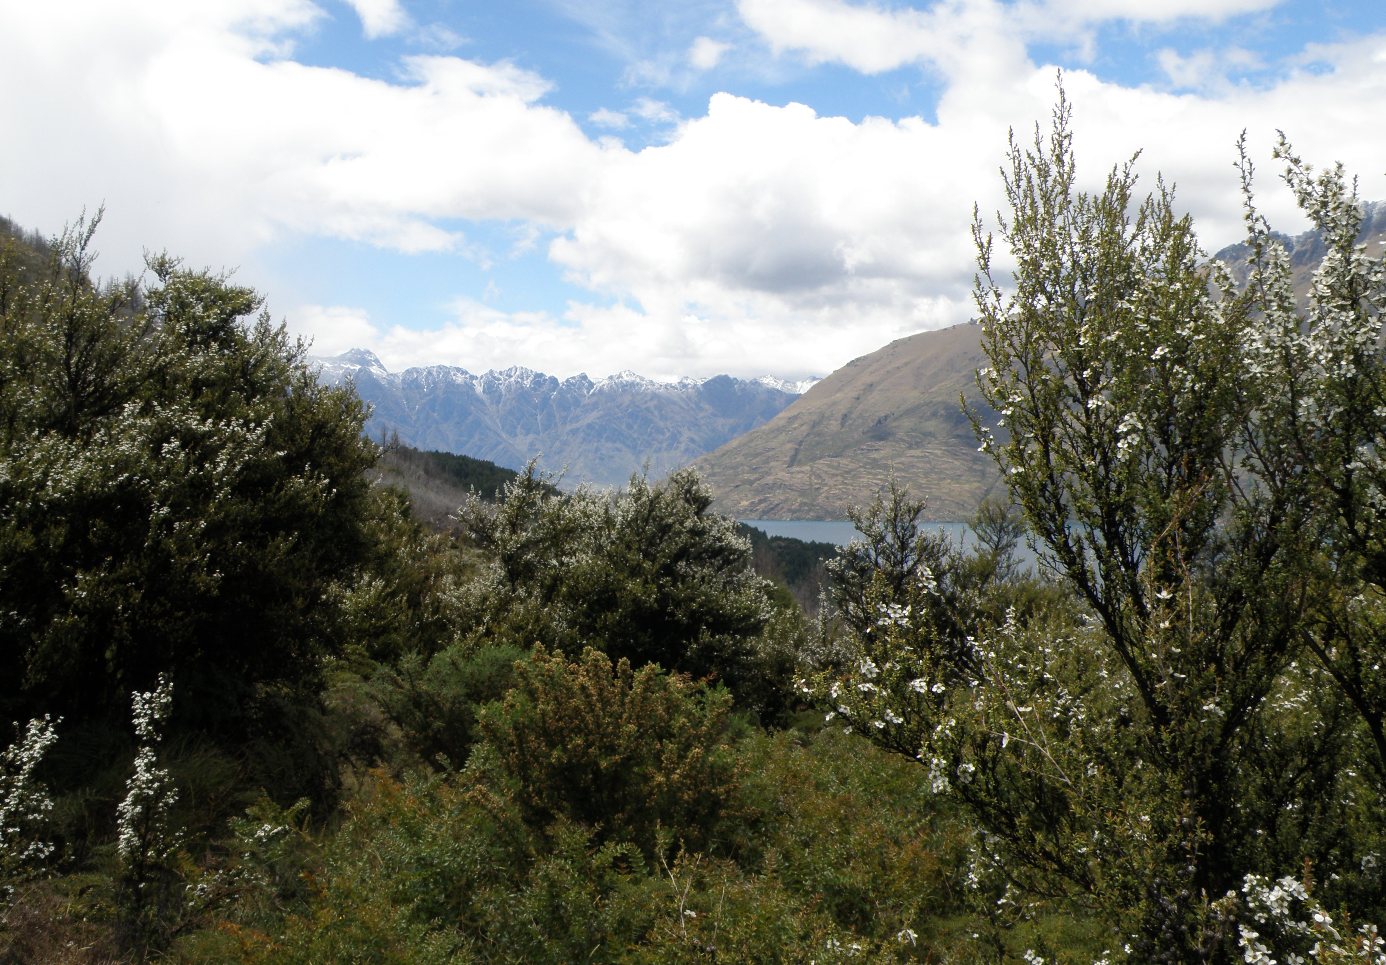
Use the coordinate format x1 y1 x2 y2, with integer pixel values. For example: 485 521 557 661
5 99 1386 964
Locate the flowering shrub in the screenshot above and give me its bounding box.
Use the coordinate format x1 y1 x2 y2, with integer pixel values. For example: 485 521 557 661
116 674 183 955
455 467 787 714
811 86 1386 960
1221 874 1386 964
0 715 59 902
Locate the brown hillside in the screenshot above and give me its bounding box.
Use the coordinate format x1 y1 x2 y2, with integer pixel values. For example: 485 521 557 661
693 323 1002 522
695 204 1386 523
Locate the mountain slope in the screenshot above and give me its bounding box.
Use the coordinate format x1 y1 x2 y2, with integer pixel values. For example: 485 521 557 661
693 323 1001 521
694 203 1386 523
315 352 805 487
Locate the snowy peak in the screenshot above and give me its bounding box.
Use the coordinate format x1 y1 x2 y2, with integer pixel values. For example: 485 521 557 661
312 350 817 401
756 375 820 395
309 349 809 487
314 348 390 383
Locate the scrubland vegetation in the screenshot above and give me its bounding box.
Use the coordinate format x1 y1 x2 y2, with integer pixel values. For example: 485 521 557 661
4 96 1386 962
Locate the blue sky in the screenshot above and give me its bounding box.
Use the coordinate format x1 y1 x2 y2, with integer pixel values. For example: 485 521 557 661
2 0 1384 380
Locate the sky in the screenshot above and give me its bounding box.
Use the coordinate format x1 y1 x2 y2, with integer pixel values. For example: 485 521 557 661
2 1 1384 382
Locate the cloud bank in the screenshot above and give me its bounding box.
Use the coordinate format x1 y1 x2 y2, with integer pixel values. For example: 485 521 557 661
2 0 1383 380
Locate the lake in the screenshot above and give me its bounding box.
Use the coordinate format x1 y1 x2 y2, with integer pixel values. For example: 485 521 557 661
740 519 1041 571
741 519 973 548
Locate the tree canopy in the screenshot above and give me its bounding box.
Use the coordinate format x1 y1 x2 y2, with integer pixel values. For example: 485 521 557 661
813 91 1386 961
0 214 378 735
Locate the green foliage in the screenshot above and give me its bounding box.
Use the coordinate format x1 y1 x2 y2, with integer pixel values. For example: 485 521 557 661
331 485 474 666
730 727 971 952
1246 140 1386 792
967 90 1371 957
456 466 789 715
477 647 741 859
739 523 836 613
825 481 986 683
224 765 873 964
0 215 379 739
372 642 525 767
814 88 1386 962
197 723 985 962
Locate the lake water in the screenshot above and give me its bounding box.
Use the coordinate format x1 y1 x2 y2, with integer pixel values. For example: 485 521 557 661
741 519 973 548
741 518 1040 572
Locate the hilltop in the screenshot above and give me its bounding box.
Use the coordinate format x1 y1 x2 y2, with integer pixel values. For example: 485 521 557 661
693 203 1386 522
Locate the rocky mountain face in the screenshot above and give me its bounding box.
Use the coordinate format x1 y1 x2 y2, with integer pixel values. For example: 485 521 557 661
692 323 1002 522
1213 199 1386 294
313 350 809 487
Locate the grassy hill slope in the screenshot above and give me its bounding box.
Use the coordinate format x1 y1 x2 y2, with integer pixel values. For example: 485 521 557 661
693 323 1001 521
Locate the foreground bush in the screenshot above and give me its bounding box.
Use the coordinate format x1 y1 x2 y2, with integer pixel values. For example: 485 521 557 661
477 646 741 859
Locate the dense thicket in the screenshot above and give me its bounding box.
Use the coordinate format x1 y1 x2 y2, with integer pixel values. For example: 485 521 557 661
6 92 1386 962
0 215 378 739
817 92 1386 962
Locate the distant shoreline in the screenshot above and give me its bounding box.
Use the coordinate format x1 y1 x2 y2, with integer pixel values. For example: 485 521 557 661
741 519 970 547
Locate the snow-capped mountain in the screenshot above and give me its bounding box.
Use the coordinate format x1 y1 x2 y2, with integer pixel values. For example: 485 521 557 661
313 351 812 487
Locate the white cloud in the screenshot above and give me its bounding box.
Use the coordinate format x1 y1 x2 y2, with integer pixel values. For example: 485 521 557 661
553 94 984 304
3 0 1385 384
630 97 682 124
1156 45 1263 90
689 36 731 70
290 304 383 356
1054 0 1280 23
412 22 467 52
733 0 1283 78
0 2 607 273
735 0 1027 78
343 0 410 39
589 107 631 129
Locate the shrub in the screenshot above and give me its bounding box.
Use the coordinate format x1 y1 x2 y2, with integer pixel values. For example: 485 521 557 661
477 647 741 858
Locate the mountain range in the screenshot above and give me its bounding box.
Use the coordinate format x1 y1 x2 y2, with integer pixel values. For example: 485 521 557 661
321 203 1385 521
313 350 812 487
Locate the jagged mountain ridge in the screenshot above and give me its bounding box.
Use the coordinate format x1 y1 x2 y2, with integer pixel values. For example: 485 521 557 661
1216 199 1386 294
314 350 813 487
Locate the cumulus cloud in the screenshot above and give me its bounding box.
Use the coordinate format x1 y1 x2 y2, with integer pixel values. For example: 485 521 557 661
733 0 1288 82
735 0 1027 78
291 304 383 356
3 0 1385 382
342 0 410 39
0 2 606 272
